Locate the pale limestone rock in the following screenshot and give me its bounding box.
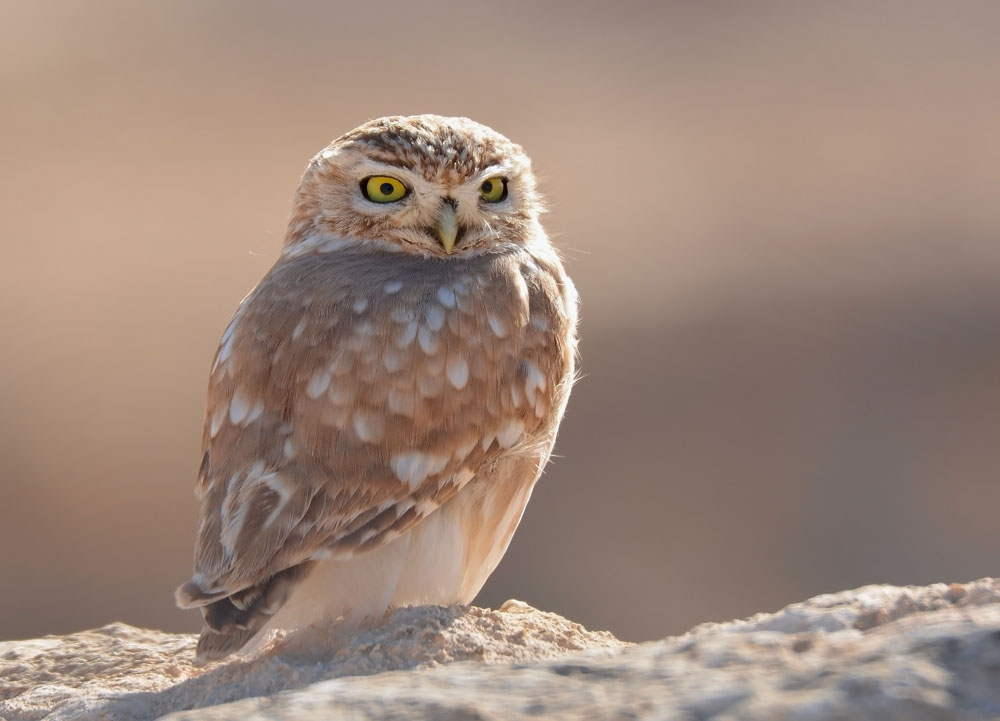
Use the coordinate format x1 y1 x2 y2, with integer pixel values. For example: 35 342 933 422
0 601 625 721
3 581 1000 721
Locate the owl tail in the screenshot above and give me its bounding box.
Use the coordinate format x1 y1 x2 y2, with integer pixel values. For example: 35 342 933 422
175 561 316 662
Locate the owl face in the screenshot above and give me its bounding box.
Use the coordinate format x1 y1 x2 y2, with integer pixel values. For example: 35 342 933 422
284 115 542 259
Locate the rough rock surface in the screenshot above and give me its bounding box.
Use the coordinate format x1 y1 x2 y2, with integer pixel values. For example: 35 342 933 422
0 601 625 721
3 581 1000 721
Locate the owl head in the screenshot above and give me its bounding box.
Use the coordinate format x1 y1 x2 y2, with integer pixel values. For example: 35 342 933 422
284 115 542 258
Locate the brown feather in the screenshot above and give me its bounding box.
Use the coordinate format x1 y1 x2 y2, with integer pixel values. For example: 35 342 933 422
176 115 578 659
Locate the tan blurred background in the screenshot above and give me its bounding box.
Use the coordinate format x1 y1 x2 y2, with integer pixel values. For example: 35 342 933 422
2 0 999 643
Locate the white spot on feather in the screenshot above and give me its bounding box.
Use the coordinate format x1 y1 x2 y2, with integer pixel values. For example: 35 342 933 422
487 313 507 338
446 357 469 389
497 418 525 448
418 326 440 355
388 387 416 416
425 305 446 331
215 337 236 370
523 360 546 407
282 235 349 259
352 411 385 443
283 439 295 458
397 321 418 348
384 280 403 294
391 452 449 489
436 286 456 308
512 272 530 307
292 317 308 341
222 464 263 552
214 310 244 371
221 504 245 553
352 298 369 314
262 473 293 528
210 404 227 437
245 401 264 424
229 387 253 424
306 368 332 399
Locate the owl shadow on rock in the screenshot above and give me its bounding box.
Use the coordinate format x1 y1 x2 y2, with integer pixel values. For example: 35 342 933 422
105 604 470 720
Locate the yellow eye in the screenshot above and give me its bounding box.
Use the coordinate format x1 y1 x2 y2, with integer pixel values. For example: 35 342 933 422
362 176 408 203
479 176 508 203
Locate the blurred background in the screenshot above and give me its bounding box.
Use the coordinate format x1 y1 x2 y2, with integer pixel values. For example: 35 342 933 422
2 0 999 644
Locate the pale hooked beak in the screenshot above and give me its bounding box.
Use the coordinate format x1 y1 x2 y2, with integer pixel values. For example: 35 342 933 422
436 202 458 254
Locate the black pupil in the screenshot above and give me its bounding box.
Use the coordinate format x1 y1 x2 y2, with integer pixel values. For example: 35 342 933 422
482 180 493 193
379 182 395 196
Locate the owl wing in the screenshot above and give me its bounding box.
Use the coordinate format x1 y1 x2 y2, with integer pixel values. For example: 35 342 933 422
175 250 572 654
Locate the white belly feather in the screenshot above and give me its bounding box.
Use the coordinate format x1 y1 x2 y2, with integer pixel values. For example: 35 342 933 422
259 462 537 641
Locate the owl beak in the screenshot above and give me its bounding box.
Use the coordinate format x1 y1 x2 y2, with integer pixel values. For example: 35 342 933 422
436 203 458 254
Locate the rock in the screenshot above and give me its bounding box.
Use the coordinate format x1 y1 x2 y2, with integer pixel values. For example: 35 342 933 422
3 581 1000 720
0 601 625 721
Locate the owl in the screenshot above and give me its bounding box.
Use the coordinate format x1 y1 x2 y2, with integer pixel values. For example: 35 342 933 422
174 115 578 661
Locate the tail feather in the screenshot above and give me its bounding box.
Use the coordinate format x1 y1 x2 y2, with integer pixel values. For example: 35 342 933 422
178 561 316 662
196 623 259 662
175 580 227 609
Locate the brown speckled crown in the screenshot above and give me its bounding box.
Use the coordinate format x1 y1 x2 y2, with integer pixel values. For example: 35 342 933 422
331 115 522 179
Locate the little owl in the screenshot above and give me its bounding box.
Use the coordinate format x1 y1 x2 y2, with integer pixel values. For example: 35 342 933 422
175 115 578 660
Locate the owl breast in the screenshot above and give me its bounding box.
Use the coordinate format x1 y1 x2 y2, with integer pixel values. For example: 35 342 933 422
219 242 576 635
238 245 573 497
